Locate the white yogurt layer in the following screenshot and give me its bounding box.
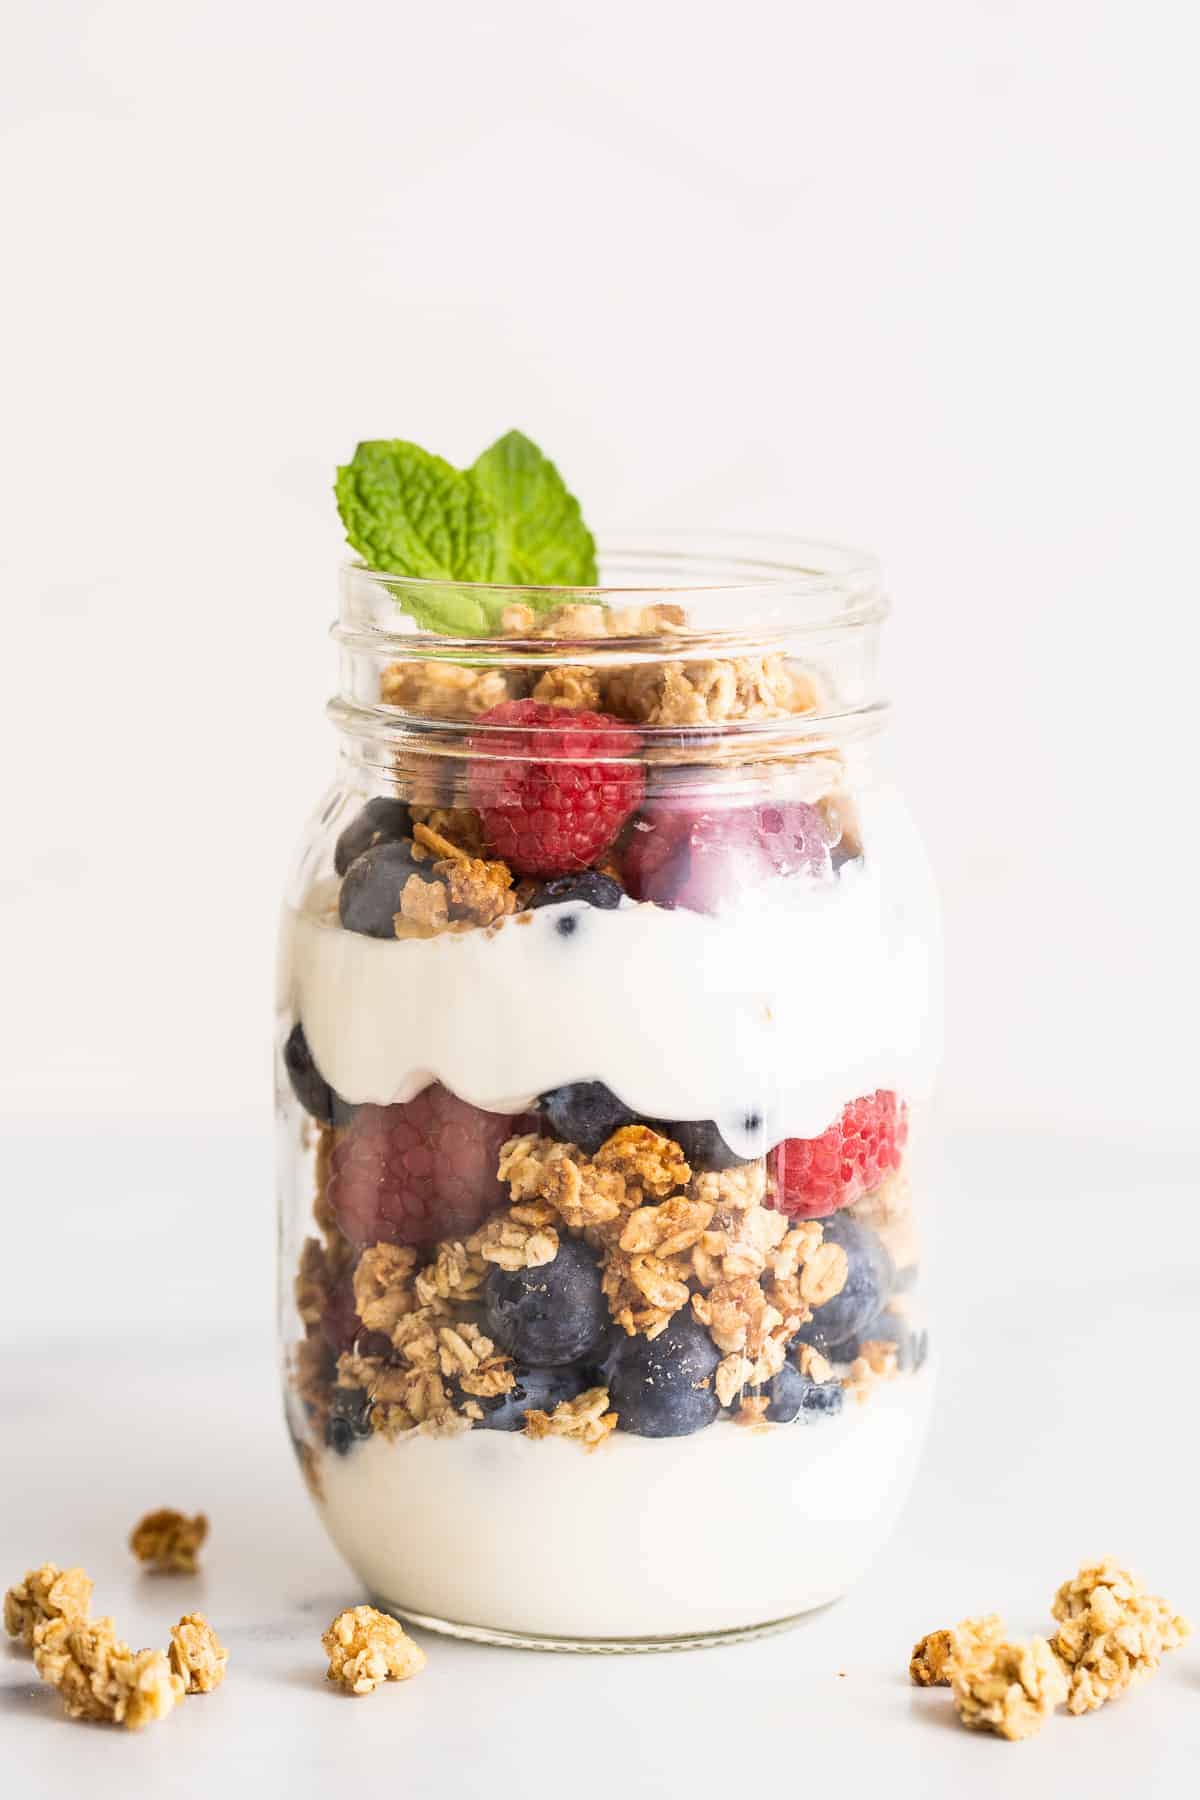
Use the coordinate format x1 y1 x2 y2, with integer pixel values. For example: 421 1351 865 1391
315 1374 933 1642
279 799 938 1151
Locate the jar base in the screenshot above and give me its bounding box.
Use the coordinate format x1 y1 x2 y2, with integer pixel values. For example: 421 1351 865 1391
370 1594 840 1655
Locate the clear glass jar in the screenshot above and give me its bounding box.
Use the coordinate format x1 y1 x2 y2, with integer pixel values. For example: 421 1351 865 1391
276 536 940 1651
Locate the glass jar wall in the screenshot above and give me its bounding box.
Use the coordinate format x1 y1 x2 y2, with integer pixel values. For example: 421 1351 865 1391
276 539 940 1650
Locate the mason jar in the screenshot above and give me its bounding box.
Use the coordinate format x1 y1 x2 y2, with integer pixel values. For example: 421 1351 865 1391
276 536 940 1650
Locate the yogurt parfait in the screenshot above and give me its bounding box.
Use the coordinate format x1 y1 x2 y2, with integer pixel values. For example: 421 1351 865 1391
277 433 939 1649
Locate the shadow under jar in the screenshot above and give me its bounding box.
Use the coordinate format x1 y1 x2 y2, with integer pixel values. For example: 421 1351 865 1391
276 536 941 1651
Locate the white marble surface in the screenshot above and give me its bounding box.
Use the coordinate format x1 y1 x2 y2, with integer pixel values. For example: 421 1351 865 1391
3 1124 1198 1796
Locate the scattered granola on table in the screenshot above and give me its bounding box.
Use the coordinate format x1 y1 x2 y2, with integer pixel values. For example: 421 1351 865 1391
322 1605 426 1695
33 1616 185 1729
1050 1557 1191 1715
4 1563 93 1649
909 1627 954 1688
910 1614 1004 1687
168 1613 229 1694
129 1508 209 1574
948 1625 1067 1742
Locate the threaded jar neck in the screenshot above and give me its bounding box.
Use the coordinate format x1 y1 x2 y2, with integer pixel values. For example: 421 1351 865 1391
327 533 890 777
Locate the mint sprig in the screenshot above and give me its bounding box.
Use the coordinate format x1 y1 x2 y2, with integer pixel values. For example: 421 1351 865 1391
470 431 597 590
335 431 597 634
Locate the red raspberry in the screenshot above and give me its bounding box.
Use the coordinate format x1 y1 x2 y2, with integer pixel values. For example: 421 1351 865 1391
623 798 831 913
327 1085 517 1248
468 700 644 877
769 1090 908 1219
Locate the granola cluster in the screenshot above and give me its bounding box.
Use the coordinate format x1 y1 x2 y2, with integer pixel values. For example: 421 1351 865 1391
129 1508 208 1574
394 821 518 931
910 1613 1003 1687
168 1613 230 1694
322 1605 426 1695
491 1126 846 1405
949 1629 1068 1742
380 659 520 719
381 597 832 740
6 1559 227 1731
34 1618 186 1728
524 1387 618 1448
3 1562 93 1648
911 1561 1191 1739
843 1336 901 1406
1050 1557 1192 1715
330 1238 515 1436
291 1106 881 1447
408 805 487 857
499 601 687 640
603 655 824 726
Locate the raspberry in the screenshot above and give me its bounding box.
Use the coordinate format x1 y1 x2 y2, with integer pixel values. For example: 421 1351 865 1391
468 701 643 877
327 1085 517 1248
623 798 831 913
769 1091 908 1219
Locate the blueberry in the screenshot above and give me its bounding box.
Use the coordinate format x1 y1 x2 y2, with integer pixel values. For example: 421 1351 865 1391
469 1362 587 1431
759 1361 846 1423
483 1238 609 1366
537 1082 757 1169
283 1021 356 1126
338 840 444 939
284 1021 333 1122
527 871 624 912
647 1117 755 1172
796 1213 895 1351
538 1081 637 1155
334 797 413 877
604 1308 721 1438
326 1386 373 1455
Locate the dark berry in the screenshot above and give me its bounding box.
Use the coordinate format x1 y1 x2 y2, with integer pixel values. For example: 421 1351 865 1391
527 871 624 912
283 1022 355 1126
338 840 445 939
469 1362 587 1431
537 1081 636 1155
604 1308 721 1438
283 1021 333 1123
468 701 644 877
326 1386 374 1455
334 797 413 877
623 799 832 913
648 1116 756 1172
538 1083 758 1170
483 1238 608 1366
759 1361 846 1424
327 1086 517 1248
798 1213 894 1350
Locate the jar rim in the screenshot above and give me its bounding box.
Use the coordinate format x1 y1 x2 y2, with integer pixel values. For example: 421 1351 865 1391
337 531 886 657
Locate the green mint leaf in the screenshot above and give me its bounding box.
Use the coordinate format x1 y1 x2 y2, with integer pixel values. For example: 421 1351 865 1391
335 431 598 633
335 440 505 623
470 429 598 587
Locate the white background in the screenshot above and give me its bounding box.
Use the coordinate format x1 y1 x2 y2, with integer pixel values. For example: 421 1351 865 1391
3 0 1198 1144
2 10 1198 1789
